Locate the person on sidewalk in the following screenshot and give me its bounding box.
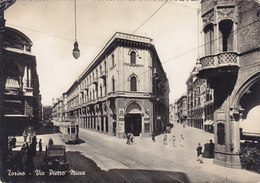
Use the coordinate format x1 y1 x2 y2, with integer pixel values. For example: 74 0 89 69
197 143 203 163
209 139 214 158
163 133 167 145
126 133 131 145
48 138 53 146
130 133 134 144
38 139 42 154
152 132 156 142
172 135 176 147
180 134 184 147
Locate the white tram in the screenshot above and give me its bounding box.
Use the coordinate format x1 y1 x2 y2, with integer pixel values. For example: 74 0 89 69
59 121 79 144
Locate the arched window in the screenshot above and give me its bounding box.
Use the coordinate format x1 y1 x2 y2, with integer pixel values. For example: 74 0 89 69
219 20 233 52
104 61 106 71
130 51 136 64
112 77 115 92
204 24 214 55
112 54 115 66
130 76 137 91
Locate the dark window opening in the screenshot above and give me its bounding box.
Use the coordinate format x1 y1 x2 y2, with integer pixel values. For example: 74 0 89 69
112 54 115 66
130 51 136 64
130 76 137 91
112 78 115 92
219 20 233 52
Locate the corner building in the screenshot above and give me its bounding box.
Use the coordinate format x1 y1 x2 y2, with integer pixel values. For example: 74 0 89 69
197 0 260 168
60 33 169 138
3 27 41 135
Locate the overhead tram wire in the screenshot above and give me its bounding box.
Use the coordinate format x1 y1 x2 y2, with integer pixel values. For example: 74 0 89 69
6 23 101 49
132 0 168 34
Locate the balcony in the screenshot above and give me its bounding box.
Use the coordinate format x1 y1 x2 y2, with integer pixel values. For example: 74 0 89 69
197 52 239 79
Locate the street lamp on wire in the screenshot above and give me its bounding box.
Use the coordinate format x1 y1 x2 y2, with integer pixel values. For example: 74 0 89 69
72 0 80 59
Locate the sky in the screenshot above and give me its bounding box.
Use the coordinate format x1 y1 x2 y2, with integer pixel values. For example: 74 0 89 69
5 0 201 106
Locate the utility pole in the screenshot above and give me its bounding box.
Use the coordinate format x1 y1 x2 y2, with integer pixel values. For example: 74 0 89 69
0 0 16 180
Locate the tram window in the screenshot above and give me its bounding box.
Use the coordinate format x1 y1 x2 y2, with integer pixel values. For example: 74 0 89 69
71 126 75 134
68 127 70 134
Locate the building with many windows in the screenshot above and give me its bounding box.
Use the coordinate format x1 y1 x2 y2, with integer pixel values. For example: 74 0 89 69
186 67 214 132
175 94 187 125
53 32 169 138
3 27 41 135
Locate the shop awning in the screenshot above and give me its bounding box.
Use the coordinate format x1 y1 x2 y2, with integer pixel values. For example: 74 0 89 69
203 120 210 125
209 120 214 125
204 120 214 125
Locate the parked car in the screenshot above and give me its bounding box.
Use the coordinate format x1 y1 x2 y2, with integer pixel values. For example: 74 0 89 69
42 145 69 175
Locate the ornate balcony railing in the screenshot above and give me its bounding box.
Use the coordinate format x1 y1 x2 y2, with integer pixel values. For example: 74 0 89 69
217 52 238 66
200 54 215 68
198 52 238 70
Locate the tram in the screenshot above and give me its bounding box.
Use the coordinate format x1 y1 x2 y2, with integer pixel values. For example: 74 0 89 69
59 121 79 144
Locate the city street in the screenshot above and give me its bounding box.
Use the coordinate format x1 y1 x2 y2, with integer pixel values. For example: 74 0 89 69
7 122 260 183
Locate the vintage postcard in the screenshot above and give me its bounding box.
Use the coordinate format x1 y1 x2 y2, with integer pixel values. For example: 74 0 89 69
1 0 260 182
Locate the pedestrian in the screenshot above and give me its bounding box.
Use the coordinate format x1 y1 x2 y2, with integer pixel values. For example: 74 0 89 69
152 133 156 142
22 129 27 142
26 144 35 176
31 135 37 156
163 133 167 145
48 138 53 146
21 144 28 170
180 134 184 147
126 133 131 145
39 139 42 154
196 143 203 163
172 135 176 147
130 133 134 144
209 139 214 158
139 132 142 140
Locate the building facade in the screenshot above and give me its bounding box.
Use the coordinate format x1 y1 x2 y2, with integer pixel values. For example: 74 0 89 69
186 67 214 132
53 32 169 138
175 94 187 125
3 27 41 135
197 0 260 168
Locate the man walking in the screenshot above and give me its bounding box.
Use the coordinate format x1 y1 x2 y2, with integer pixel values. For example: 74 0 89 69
197 143 203 163
38 139 42 154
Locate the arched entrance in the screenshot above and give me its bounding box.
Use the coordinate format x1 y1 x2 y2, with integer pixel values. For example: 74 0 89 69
125 102 142 136
237 77 260 138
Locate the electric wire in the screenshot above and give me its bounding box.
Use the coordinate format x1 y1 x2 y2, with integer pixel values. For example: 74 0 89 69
132 0 168 34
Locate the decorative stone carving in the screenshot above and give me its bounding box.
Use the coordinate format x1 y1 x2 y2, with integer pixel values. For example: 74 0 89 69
202 10 214 27
217 7 234 21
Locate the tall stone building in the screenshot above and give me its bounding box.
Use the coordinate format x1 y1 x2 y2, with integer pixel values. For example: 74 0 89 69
3 27 41 135
196 0 260 168
175 94 187 125
53 32 169 138
186 67 214 132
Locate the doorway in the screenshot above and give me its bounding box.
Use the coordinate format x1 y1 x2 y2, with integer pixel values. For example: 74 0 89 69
125 114 142 136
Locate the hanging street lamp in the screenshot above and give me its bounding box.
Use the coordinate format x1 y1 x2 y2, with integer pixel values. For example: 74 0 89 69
72 0 80 59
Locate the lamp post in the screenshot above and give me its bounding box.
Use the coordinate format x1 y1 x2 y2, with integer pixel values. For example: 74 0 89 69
0 0 16 179
72 0 80 59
